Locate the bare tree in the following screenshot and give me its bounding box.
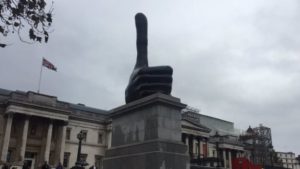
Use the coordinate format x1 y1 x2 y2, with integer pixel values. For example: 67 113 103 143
0 0 53 47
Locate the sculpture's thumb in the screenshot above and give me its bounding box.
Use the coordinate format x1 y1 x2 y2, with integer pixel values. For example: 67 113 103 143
135 13 148 68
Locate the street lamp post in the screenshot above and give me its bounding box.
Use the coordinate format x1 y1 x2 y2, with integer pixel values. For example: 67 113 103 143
216 141 220 168
71 131 88 169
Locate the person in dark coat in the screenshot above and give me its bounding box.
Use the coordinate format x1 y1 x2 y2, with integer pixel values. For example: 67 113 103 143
41 161 50 169
89 164 97 169
22 161 30 169
2 163 9 169
55 162 63 169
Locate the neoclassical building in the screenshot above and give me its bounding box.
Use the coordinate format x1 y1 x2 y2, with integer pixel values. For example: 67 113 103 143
181 109 247 169
0 89 110 169
0 88 249 169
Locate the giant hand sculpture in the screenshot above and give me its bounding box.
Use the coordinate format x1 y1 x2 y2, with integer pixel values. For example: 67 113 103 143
125 13 173 103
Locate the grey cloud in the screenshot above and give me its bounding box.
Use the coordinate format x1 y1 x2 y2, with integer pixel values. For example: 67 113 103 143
1 0 299 155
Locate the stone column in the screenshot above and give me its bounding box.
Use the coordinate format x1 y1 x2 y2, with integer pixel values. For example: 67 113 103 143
1 114 13 162
185 135 189 153
60 125 66 163
106 125 112 149
44 121 53 162
188 135 193 158
198 138 201 158
205 139 208 157
200 140 203 157
229 150 232 169
223 150 227 168
193 137 197 158
185 136 188 145
19 117 29 162
54 124 66 164
191 136 195 159
107 131 112 148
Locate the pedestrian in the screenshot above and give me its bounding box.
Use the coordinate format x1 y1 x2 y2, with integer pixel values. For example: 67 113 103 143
22 161 30 169
1 163 9 169
41 161 50 169
56 162 63 169
89 164 97 169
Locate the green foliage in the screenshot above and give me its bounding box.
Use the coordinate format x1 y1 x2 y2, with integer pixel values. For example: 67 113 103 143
0 0 53 47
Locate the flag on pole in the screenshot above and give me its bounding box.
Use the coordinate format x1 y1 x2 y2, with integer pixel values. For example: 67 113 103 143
42 58 57 71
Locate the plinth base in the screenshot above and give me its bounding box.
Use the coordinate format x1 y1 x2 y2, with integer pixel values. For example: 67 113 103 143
103 93 189 169
104 140 188 169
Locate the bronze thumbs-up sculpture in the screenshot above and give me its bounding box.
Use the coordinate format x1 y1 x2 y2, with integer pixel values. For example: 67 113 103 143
125 13 173 103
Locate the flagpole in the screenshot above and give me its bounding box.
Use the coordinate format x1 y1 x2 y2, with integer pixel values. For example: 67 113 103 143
38 58 43 93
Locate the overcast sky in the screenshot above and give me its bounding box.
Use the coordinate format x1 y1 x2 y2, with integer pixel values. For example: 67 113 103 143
1 0 300 155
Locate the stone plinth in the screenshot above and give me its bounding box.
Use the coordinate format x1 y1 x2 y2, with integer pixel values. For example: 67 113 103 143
103 93 189 169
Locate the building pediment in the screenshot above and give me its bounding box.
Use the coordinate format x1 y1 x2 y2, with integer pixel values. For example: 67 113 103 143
181 119 211 138
219 143 244 151
5 100 70 122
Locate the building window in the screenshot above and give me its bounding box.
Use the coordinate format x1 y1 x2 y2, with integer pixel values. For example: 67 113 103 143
195 143 199 156
25 152 35 158
95 155 103 169
63 152 70 168
7 150 12 162
82 130 87 142
66 128 71 140
98 133 103 144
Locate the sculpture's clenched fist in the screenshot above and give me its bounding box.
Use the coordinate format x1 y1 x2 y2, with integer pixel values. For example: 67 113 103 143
125 13 173 103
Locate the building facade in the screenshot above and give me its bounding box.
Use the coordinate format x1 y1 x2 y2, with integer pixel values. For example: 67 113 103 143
181 108 247 169
0 89 110 169
0 88 263 169
277 152 299 169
